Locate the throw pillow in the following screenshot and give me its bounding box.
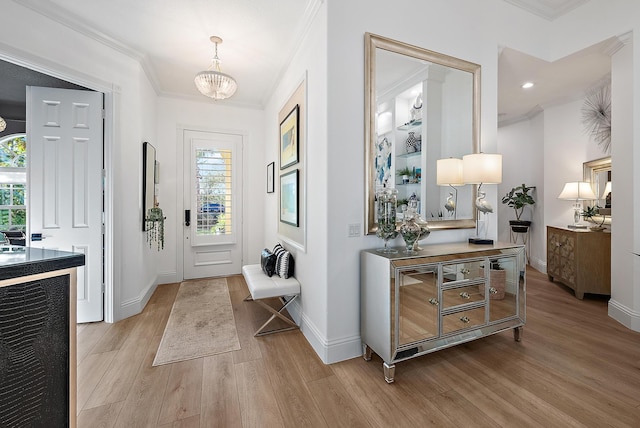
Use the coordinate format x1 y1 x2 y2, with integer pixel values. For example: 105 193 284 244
273 243 285 258
276 250 295 279
261 249 277 277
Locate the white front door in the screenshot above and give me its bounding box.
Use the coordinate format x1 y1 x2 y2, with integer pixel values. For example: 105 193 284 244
182 129 243 279
27 86 104 323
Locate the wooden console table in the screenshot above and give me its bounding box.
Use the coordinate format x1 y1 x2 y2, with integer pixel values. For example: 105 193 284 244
546 226 611 299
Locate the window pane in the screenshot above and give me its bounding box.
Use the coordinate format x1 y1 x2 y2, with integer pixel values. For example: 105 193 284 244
12 185 25 205
195 148 232 236
0 209 9 230
0 185 10 206
0 135 27 168
10 209 26 227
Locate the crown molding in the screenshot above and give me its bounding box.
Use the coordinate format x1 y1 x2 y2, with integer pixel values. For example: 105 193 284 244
603 32 632 57
502 0 590 21
12 0 162 95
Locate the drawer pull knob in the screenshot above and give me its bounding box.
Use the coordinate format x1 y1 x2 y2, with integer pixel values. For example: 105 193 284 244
428 298 439 306
459 292 470 299
460 316 470 323
489 287 498 294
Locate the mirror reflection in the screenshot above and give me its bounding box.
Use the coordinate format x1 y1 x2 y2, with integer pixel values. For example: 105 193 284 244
365 33 480 234
583 156 611 224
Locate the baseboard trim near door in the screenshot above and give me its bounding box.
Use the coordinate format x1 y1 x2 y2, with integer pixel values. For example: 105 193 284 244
119 278 157 321
157 271 178 285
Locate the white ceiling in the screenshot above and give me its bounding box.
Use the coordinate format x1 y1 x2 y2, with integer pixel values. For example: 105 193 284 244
4 0 611 122
16 0 318 108
498 38 615 126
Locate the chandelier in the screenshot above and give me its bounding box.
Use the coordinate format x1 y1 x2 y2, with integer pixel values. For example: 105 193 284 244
194 36 237 100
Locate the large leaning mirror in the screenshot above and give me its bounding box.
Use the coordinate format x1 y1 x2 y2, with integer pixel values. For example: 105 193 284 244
365 33 480 234
583 156 611 225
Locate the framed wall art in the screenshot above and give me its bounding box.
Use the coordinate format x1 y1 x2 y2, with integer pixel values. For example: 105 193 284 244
267 161 275 193
280 169 299 226
280 104 299 169
277 75 306 251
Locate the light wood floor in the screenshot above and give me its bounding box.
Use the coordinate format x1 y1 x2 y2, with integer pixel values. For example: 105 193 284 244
77 268 640 427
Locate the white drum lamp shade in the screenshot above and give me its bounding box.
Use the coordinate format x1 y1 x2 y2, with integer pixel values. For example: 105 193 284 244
462 153 502 184
436 158 464 186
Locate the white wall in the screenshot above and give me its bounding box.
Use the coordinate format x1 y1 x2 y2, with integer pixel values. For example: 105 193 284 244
610 39 640 330
154 98 265 283
318 0 553 363
0 0 159 322
262 2 330 360
497 113 545 270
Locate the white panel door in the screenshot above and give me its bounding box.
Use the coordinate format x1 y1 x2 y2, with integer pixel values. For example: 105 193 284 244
27 86 104 323
183 130 242 279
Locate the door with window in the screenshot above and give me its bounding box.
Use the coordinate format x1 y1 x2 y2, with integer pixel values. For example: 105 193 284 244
183 129 242 279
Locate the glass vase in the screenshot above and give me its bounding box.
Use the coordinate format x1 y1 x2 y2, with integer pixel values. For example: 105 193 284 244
376 188 398 253
405 200 430 251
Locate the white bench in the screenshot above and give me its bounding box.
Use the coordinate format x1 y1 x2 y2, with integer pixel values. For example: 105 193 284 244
241 264 301 336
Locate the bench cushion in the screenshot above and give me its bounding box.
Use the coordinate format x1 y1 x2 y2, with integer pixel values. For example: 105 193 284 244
242 264 300 300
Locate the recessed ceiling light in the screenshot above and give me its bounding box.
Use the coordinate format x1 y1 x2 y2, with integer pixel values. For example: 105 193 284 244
522 82 535 89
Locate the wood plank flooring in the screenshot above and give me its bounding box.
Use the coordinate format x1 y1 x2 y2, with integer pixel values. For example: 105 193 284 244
77 268 640 427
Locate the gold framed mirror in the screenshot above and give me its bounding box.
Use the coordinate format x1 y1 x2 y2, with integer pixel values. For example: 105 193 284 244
365 33 480 234
583 156 611 224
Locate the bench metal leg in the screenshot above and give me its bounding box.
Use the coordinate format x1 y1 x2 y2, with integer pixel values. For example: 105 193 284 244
244 294 299 336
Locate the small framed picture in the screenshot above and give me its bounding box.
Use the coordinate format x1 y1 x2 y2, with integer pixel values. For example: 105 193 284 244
280 169 299 226
267 162 275 193
280 104 299 169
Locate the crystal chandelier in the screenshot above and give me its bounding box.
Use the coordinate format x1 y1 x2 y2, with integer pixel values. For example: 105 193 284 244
194 36 237 100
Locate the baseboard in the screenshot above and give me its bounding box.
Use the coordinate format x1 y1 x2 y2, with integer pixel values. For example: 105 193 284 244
119 278 157 320
530 257 546 274
289 300 362 364
608 299 640 332
157 271 178 285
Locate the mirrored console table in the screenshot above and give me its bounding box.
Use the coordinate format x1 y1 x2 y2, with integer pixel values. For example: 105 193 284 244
361 242 525 383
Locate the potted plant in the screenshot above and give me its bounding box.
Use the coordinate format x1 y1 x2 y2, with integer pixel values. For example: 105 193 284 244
581 205 607 231
396 167 414 184
501 183 535 233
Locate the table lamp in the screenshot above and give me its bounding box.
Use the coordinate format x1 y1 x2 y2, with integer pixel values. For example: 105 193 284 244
436 158 464 219
557 182 597 228
462 153 502 244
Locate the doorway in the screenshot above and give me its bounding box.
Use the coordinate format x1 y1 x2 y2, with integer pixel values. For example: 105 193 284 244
182 129 243 279
0 57 113 323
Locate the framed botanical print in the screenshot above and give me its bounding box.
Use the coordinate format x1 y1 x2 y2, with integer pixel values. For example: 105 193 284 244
280 104 299 169
280 169 299 226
